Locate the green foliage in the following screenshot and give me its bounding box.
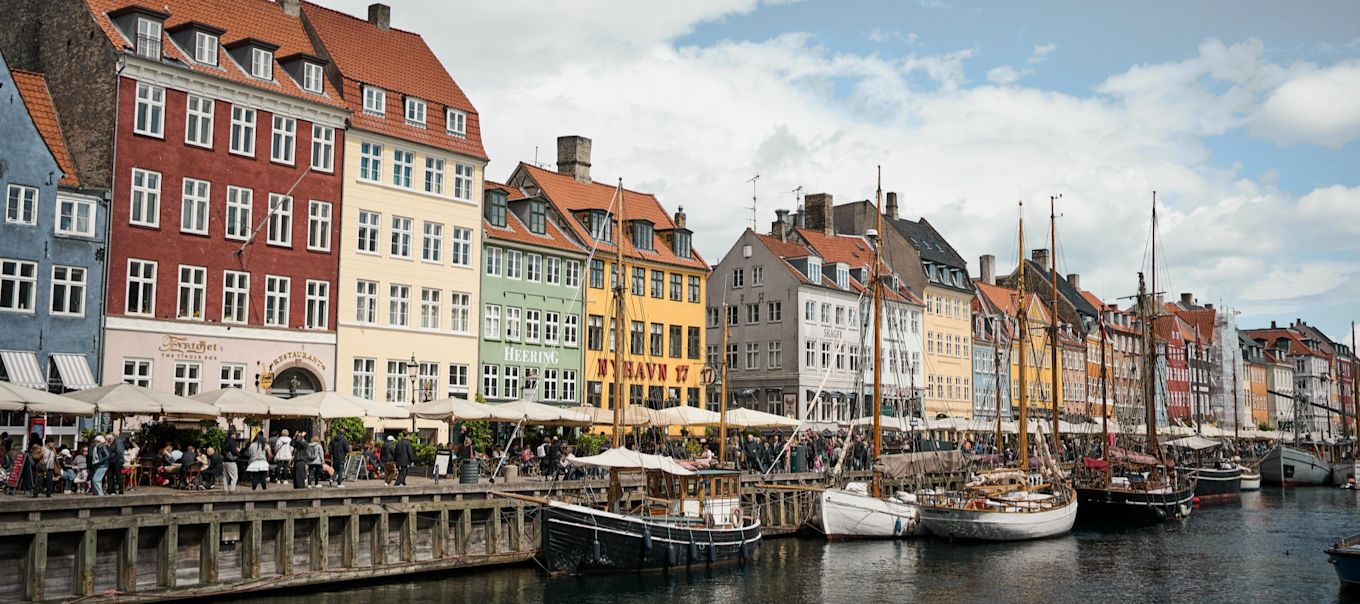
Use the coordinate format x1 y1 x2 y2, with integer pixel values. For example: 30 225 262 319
414 442 437 466
683 438 702 459
133 422 210 450
1258 423 1274 431
462 421 492 453
329 417 366 444
80 428 101 444
575 432 608 457
199 425 227 452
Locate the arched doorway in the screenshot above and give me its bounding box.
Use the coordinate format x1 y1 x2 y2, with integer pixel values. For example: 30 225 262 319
271 367 321 399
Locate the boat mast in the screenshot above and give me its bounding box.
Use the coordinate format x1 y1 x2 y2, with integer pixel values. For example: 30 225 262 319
719 301 730 466
1232 360 1241 441
1017 202 1030 471
872 166 884 498
611 180 626 449
1100 314 1109 462
1048 195 1062 455
1145 191 1161 460
1352 321 1358 461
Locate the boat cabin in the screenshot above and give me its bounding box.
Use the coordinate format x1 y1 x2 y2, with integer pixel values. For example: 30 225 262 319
645 469 744 526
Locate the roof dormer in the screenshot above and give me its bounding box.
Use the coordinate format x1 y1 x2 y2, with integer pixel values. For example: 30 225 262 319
630 219 654 251
166 21 225 67
278 52 328 94
109 5 170 61
225 38 280 81
578 210 612 243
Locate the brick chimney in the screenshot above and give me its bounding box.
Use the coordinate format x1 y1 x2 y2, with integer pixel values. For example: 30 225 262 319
979 254 996 285
804 193 834 236
368 3 391 31
1181 292 1194 306
885 192 899 220
1031 248 1050 269
280 0 301 17
1066 273 1080 290
556 135 592 183
674 205 686 229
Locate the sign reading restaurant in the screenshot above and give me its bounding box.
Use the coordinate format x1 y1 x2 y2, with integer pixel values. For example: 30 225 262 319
593 359 694 383
269 351 328 372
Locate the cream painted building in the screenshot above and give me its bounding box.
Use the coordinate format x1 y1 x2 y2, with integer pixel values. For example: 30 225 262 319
305 3 488 440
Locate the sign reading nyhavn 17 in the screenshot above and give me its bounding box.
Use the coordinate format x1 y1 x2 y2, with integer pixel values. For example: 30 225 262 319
593 359 692 383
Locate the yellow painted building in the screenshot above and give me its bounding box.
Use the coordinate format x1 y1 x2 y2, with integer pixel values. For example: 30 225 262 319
977 283 1059 419
307 8 487 440
507 138 709 416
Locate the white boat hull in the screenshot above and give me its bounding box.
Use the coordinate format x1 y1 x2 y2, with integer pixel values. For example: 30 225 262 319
1261 445 1330 487
818 488 926 539
918 495 1078 541
1332 460 1359 487
1238 465 1262 491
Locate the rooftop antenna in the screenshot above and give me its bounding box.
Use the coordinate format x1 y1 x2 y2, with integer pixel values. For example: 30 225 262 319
746 174 760 229
787 185 804 212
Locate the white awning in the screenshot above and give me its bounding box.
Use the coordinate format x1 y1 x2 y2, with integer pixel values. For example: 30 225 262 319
51 353 98 390
0 350 46 390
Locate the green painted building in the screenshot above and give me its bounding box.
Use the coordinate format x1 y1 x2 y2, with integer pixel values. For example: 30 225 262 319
478 182 589 405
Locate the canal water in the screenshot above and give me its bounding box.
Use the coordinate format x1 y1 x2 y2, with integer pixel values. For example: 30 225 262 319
237 487 1360 603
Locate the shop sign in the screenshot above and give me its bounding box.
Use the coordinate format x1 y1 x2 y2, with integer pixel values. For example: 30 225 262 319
593 358 692 384
269 351 327 372
158 335 219 360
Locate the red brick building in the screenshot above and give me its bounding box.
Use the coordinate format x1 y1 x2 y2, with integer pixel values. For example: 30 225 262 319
1157 313 1192 422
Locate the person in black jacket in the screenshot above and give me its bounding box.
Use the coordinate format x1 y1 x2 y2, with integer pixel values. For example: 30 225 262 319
381 436 397 485
394 432 416 486
222 432 240 493
329 431 349 487
292 431 311 489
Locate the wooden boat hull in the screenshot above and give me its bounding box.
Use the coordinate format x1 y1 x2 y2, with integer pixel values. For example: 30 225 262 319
1075 479 1196 523
917 494 1077 541
540 502 761 574
817 488 927 539
1190 466 1241 501
1261 446 1330 487
1327 534 1360 586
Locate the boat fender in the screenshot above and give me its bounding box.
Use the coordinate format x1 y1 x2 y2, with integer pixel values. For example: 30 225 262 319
642 526 653 552
708 541 718 563
689 540 699 563
591 536 602 564
666 544 677 567
739 540 748 563
893 518 903 535
1151 507 1167 521
731 507 743 527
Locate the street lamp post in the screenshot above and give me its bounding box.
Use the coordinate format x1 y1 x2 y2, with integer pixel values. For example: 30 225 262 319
408 354 418 435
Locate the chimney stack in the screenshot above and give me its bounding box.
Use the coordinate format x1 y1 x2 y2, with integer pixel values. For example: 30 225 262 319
281 0 301 17
1271 320 1277 329
1031 248 1050 269
367 3 391 31
979 254 996 286
804 193 834 237
885 192 899 220
1066 273 1080 290
674 206 686 229
773 209 791 241
556 135 592 183
1181 292 1194 306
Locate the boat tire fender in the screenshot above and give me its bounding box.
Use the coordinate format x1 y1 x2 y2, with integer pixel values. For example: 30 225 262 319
666 543 677 567
708 541 718 563
591 536 602 564
642 526 653 552
689 540 699 564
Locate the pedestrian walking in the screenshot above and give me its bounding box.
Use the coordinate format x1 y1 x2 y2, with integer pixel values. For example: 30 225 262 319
109 434 127 494
307 435 324 487
90 435 109 496
222 431 240 492
292 431 311 489
395 433 415 486
381 436 397 485
274 429 294 484
329 430 349 487
246 432 272 490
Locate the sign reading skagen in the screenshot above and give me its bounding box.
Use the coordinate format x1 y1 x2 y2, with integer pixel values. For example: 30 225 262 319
158 335 219 360
503 347 559 365
269 351 327 372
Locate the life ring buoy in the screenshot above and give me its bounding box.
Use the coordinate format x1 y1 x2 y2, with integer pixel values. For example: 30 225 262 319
965 498 987 511
730 507 744 527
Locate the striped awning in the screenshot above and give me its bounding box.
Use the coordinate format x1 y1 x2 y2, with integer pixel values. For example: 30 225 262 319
0 350 46 390
51 353 98 390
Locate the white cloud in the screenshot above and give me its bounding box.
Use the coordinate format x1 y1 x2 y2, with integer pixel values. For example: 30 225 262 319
1027 42 1056 64
986 65 1022 86
1253 60 1360 148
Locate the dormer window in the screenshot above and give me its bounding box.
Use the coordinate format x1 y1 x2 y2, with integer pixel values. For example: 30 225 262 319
363 86 386 116
584 210 612 243
446 108 466 137
835 264 849 290
528 200 546 235
302 63 324 93
405 97 427 127
193 31 217 65
250 47 273 79
631 221 654 251
806 257 822 282
484 190 508 228
674 230 692 259
136 18 162 59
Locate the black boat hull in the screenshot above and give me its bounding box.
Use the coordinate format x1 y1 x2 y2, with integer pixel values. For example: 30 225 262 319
1075 482 1197 524
540 503 762 574
1191 466 1242 502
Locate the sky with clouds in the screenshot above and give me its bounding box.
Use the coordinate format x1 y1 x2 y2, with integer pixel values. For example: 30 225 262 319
326 0 1360 343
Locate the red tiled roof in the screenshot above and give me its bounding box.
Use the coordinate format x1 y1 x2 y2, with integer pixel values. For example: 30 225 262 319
517 163 708 271
1080 291 1105 313
752 232 811 259
481 182 587 256
1169 307 1216 345
1245 328 1324 358
976 282 1049 325
85 0 345 109
302 3 487 160
794 228 875 269
485 180 528 202
11 69 79 187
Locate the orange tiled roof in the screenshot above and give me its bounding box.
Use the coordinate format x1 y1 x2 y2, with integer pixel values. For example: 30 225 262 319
481 182 588 256
85 0 345 109
302 3 487 160
1169 307 1216 345
10 69 78 188
1080 291 1105 313
518 163 708 271
794 228 875 269
752 232 811 259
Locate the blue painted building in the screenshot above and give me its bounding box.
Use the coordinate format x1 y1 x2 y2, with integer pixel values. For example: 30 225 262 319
0 52 107 444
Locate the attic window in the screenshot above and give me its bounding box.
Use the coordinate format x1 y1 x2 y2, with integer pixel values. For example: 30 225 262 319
528 201 546 235
135 18 162 59
631 221 654 251
446 108 466 137
585 211 612 243
249 47 273 79
363 86 386 116
674 231 692 259
302 62 324 93
835 265 849 290
806 257 822 282
193 31 217 65
485 190 508 228
405 97 427 127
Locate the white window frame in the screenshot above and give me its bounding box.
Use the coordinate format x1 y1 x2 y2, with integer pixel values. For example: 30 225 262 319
388 284 410 327
125 259 156 316
222 270 249 324
352 358 376 399
446 108 466 137
448 364 469 397
134 82 164 137
449 292 471 335
405 97 426 127
391 148 414 188
49 265 86 317
390 216 413 258
173 361 202 397
453 162 474 201
264 275 290 327
526 254 542 282
135 18 162 59
179 177 210 235
129 168 161 227
55 195 95 237
250 47 273 80
504 306 521 341
356 210 380 254
483 304 501 340
220 364 245 389
422 222 443 263
184 95 214 148
564 314 580 347
354 280 378 324
0 260 37 313
310 125 334 172
362 86 386 116
506 250 522 280
6 184 38 225
307 200 332 252
484 247 502 276
359 141 383 182
122 359 152 387
424 156 445 195
302 62 324 93
225 186 252 241
266 194 292 247
419 288 441 330
193 31 217 65
450 227 472 267
176 264 207 320
229 106 256 156
270 115 296 165
305 279 329 329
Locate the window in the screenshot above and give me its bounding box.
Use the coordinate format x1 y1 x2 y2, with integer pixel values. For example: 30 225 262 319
450 227 472 267
355 280 377 324
264 275 290 327
420 288 441 329
392 149 414 188
546 257 562 285
453 162 474 201
526 254 542 282
176 265 206 319
134 82 164 137
673 231 692 259
446 108 466 137
527 201 546 234
180 178 209 234
424 157 445 195
545 311 561 345
565 314 580 347
123 359 152 387
587 211 612 242
390 216 412 258
363 86 386 116
664 273 679 301
689 275 700 303
227 187 255 244
482 364 500 399
306 201 332 251
447 364 469 396
506 250 522 279
563 370 578 404
726 344 738 370
352 358 376 399
587 315 605 351
305 280 329 329
311 125 334 172
49 266 85 316
525 309 541 343
135 17 161 58
3 184 37 226
173 362 202 397
542 369 558 402
129 168 161 227
386 360 408 403
302 62 324 93
422 222 443 262
228 106 256 156
503 366 520 400
222 271 249 323
804 300 815 322
769 301 782 322
835 266 849 289
752 266 764 286
485 191 507 226
483 304 501 339
266 194 292 246
731 269 745 288
836 346 846 370
835 306 845 326
821 342 831 367
687 327 701 359
418 363 439 402
747 303 760 324
632 221 654 251
727 305 738 326
504 306 521 341
404 97 426 127
184 95 213 148
484 247 502 276
820 303 832 323
630 320 645 355
220 364 245 389
651 270 664 298
355 211 380 253
125 259 156 315
449 292 470 334
747 343 760 370
646 322 663 356
388 284 410 326
359 141 383 182
768 341 783 369
590 260 604 289
56 195 95 237
805 341 817 368
250 48 273 79
631 267 645 296
565 260 582 289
